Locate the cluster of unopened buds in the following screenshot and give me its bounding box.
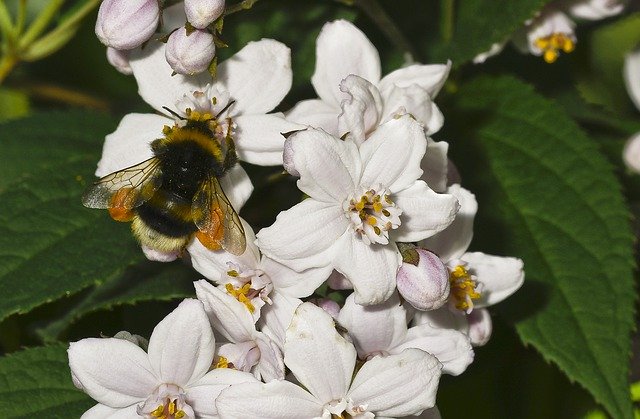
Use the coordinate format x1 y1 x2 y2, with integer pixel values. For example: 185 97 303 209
71 2 529 417
96 0 225 75
474 0 625 64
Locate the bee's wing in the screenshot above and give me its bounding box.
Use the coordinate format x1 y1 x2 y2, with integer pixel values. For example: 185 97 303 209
82 157 163 209
192 175 246 256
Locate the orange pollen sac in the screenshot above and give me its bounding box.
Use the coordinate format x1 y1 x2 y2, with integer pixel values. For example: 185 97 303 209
108 188 135 222
534 33 575 63
449 265 481 313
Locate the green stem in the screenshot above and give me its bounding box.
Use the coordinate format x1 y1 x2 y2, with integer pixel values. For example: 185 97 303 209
18 0 64 49
224 0 259 16
0 1 15 44
0 53 18 84
15 0 27 36
440 0 454 43
353 0 417 62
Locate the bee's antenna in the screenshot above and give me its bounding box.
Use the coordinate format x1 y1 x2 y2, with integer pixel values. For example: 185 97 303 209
215 100 236 118
162 106 187 120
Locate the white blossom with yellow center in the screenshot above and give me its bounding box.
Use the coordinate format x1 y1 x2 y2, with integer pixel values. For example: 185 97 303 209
257 115 459 305
68 299 257 418
514 9 577 63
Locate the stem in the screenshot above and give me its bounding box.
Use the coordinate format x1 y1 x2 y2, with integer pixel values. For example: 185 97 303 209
352 0 417 62
224 0 259 16
15 0 27 36
22 82 110 110
440 0 454 43
19 0 64 49
0 1 14 44
0 53 18 84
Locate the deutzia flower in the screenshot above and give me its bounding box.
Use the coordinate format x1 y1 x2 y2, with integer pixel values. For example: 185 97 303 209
623 48 640 173
257 115 460 305
417 184 525 346
513 7 577 63
216 302 442 418
68 299 256 418
338 292 474 376
194 279 286 381
188 219 330 321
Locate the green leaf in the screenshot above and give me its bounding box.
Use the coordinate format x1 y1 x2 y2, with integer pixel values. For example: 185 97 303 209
442 75 635 418
36 260 197 341
576 13 640 113
0 110 146 322
0 344 93 417
0 88 29 121
427 0 550 65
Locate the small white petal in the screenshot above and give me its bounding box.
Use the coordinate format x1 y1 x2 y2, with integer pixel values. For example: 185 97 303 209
81 403 139 419
422 137 449 193
337 75 383 144
334 234 400 305
217 39 292 114
412 307 469 334
380 84 443 135
286 99 341 136
259 293 303 349
312 20 381 106
567 0 624 20
392 181 459 242
347 348 441 417
262 257 332 298
421 185 477 262
359 116 427 194
68 339 156 407
338 293 408 358
95 113 169 177
378 61 451 98
233 113 304 166
218 164 254 210
467 308 493 346
186 369 258 418
285 303 356 404
254 332 286 381
106 48 132 75
216 380 323 418
624 48 640 111
147 299 215 386
463 252 525 308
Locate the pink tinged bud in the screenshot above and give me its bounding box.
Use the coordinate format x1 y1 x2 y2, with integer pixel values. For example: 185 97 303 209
467 308 492 347
396 248 450 311
106 47 132 75
316 298 341 319
185 0 226 29
165 27 216 75
95 0 160 50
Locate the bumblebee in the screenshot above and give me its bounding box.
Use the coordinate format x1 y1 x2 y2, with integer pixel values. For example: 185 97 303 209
82 108 246 256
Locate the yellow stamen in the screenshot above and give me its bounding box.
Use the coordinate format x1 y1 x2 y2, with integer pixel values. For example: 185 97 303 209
151 405 164 417
534 33 574 63
372 202 383 213
215 355 230 369
225 283 255 313
227 270 239 277
366 215 377 226
449 265 481 312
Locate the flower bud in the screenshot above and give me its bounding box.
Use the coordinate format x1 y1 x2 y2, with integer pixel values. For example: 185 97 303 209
467 308 492 347
185 0 226 29
396 248 450 311
106 47 132 75
165 27 216 75
95 0 160 50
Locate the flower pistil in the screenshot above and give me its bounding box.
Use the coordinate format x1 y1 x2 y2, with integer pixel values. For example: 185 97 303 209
345 185 402 245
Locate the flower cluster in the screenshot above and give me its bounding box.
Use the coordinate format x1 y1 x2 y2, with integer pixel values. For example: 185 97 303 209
71 14 525 419
97 0 226 75
474 0 625 64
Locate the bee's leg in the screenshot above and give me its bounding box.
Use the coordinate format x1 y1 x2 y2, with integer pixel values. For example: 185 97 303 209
223 117 238 170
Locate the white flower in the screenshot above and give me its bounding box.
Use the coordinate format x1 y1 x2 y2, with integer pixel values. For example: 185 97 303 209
106 47 132 75
418 184 525 345
68 299 256 418
513 8 576 63
562 0 625 20
256 116 459 305
188 219 331 321
216 302 442 418
338 292 474 375
623 48 640 173
194 280 285 381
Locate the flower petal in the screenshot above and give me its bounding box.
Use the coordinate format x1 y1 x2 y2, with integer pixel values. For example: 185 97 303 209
233 113 304 166
259 293 303 349
394 324 474 376
312 20 381 106
378 61 451 98
68 338 156 407
285 303 356 403
262 256 332 298
81 403 139 419
463 252 525 308
380 84 444 135
337 75 383 145
147 299 215 386
256 200 347 271
467 308 493 347
359 115 427 193
129 42 211 114
347 348 441 417
218 164 254 210
421 138 449 193
286 98 340 135
412 306 469 334
216 380 322 418
194 279 256 342
625 48 640 111
95 113 169 177
334 234 400 305
337 292 408 358
420 184 477 261
392 180 459 242
254 332 286 381
187 369 258 419
623 132 640 173
285 128 360 202
217 39 292 114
